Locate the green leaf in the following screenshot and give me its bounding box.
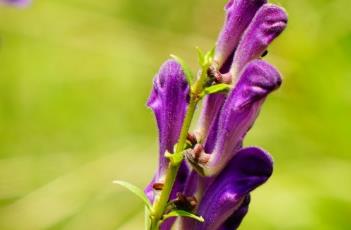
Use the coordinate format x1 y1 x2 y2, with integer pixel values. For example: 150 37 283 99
113 180 152 211
195 46 205 66
204 47 215 64
203 83 231 95
162 210 204 223
170 54 194 84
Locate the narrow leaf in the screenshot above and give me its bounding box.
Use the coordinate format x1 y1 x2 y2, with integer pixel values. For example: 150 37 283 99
170 54 194 84
195 46 205 66
204 83 231 95
204 47 215 64
162 210 204 223
113 180 152 211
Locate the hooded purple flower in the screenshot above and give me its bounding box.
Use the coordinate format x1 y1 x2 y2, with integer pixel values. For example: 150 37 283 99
144 60 190 202
0 0 30 6
189 60 281 176
230 4 288 77
214 0 267 68
182 147 273 230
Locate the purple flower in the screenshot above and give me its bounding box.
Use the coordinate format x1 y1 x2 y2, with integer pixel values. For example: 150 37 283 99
230 4 288 77
181 147 273 230
190 60 281 176
0 0 30 7
214 0 267 68
144 60 190 202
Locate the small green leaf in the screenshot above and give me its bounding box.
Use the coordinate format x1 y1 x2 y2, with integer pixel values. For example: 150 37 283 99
195 46 205 66
170 54 194 84
113 180 152 211
162 210 204 223
204 47 215 64
204 83 231 95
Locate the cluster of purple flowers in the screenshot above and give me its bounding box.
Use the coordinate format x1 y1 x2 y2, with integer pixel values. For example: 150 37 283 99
146 0 287 229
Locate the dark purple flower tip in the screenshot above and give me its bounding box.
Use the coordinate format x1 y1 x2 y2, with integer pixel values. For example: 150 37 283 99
231 4 288 77
1 0 30 6
219 194 250 230
200 60 281 176
147 59 189 178
191 147 273 230
214 0 267 68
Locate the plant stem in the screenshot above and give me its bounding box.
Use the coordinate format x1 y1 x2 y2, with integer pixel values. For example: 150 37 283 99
149 67 208 230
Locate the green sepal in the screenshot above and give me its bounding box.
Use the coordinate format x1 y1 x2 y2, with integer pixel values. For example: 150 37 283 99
199 83 231 98
170 54 194 85
195 46 215 68
113 180 152 211
195 46 205 66
204 47 215 65
205 83 231 94
161 209 204 223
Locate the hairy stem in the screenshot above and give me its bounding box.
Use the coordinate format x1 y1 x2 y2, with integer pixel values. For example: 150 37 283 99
149 67 208 230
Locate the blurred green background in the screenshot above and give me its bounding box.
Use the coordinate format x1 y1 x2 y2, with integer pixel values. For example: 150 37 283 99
0 0 350 229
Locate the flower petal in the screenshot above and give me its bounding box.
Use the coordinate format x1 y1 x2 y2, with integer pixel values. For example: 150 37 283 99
231 4 288 76
218 195 250 230
144 176 156 202
147 59 189 178
204 60 281 176
196 93 226 151
214 0 267 68
192 147 273 230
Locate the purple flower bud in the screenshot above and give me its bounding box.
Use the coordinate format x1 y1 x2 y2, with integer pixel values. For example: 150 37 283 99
183 147 273 230
214 0 267 68
1 0 30 6
193 60 281 176
147 59 189 177
230 4 288 77
145 60 189 202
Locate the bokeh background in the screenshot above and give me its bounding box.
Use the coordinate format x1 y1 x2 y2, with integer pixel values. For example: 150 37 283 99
0 0 350 229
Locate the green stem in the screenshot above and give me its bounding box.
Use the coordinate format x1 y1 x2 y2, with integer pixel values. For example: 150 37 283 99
149 67 208 230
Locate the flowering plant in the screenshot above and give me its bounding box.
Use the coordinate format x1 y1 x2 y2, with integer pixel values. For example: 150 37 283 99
115 0 288 229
